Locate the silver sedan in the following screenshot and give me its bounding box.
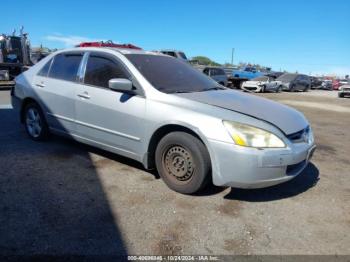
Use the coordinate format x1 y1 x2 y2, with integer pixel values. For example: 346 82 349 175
11 47 316 194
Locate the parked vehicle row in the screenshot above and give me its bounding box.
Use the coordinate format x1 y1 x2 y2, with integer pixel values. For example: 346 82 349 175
241 73 312 93
156 49 349 98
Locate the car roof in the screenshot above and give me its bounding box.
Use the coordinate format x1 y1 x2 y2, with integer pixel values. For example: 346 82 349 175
54 47 163 56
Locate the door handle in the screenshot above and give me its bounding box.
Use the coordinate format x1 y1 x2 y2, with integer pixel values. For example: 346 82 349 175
35 83 45 88
77 92 90 99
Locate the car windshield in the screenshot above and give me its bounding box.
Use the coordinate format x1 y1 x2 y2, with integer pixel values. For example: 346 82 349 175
126 54 223 93
252 76 269 81
277 74 297 82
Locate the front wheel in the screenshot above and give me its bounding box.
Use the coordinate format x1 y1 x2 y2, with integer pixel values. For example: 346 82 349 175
24 102 49 141
303 85 310 92
155 132 211 194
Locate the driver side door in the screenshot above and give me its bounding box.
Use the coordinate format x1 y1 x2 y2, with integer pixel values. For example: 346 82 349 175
75 52 146 160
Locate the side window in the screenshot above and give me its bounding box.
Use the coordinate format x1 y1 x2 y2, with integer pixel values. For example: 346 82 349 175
84 54 130 88
217 69 225 75
49 53 83 82
163 51 176 58
37 58 52 77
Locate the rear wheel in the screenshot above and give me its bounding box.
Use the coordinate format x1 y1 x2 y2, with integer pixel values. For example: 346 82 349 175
155 132 211 194
24 102 49 141
338 93 344 98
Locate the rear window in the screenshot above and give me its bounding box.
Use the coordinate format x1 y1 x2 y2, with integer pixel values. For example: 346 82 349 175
37 58 52 77
162 51 176 58
215 68 226 75
277 74 297 82
252 76 269 81
48 53 83 82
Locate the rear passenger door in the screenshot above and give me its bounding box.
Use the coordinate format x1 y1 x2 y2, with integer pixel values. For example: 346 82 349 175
75 52 146 159
33 52 83 133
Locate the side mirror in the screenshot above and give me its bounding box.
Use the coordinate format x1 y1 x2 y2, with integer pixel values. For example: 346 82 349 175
108 78 133 93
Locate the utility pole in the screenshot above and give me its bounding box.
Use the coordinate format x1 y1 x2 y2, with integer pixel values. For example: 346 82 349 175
231 48 235 66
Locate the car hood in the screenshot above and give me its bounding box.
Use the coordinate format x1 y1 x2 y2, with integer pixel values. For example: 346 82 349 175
175 90 308 135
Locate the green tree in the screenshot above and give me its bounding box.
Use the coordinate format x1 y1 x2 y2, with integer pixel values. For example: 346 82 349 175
191 56 221 66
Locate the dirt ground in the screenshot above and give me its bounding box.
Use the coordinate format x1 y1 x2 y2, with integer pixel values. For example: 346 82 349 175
0 89 349 257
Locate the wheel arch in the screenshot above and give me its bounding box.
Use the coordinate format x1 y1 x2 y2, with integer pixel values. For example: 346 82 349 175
20 97 40 123
144 123 212 171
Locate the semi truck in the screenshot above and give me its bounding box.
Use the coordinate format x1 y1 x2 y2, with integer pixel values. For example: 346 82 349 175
0 28 35 87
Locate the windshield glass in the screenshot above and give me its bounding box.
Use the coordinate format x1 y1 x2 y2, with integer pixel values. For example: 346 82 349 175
277 73 297 82
252 76 269 81
126 54 222 93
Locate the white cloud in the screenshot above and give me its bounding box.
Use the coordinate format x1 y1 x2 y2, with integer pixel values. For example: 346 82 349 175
312 66 350 77
44 34 107 47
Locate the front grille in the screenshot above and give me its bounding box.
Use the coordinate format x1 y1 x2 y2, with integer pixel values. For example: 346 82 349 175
286 160 306 176
244 86 257 90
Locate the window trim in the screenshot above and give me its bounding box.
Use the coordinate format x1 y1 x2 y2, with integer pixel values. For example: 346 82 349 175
46 51 85 83
79 51 145 97
36 58 54 78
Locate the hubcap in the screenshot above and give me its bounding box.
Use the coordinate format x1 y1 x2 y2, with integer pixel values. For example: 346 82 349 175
26 108 42 138
164 146 194 181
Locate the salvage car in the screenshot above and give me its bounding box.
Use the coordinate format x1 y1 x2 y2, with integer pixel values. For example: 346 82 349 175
11 47 316 194
241 76 282 93
338 84 350 98
321 79 333 90
278 73 311 92
310 76 322 89
203 67 228 86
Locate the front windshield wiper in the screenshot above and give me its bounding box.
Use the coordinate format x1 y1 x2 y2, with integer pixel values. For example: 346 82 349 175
168 90 196 94
163 86 226 94
197 86 226 92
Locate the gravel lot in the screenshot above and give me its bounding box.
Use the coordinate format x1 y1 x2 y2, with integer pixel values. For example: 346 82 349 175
0 89 349 257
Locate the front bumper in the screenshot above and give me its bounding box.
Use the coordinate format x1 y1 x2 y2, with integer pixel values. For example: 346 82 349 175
339 88 350 95
208 138 316 188
241 85 261 92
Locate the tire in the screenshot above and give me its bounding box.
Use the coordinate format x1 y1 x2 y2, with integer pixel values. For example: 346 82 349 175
289 84 295 92
338 93 344 98
276 86 282 93
260 86 266 93
24 102 49 141
155 132 211 194
303 85 310 92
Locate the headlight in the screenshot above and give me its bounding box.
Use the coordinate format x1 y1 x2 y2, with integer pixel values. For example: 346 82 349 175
306 126 314 144
223 121 286 148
